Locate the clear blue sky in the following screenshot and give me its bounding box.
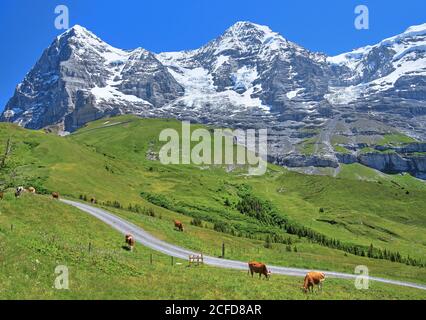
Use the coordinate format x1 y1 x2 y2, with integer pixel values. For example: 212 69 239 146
1 0 425 111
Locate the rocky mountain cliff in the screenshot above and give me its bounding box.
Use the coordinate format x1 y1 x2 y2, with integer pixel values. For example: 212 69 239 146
2 22 426 178
2 26 183 131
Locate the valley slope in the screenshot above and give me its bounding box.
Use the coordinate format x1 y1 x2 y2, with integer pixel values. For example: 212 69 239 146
1 116 425 300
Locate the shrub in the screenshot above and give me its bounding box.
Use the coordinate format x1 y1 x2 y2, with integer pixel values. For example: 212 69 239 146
191 217 203 227
214 221 230 233
236 195 274 224
140 191 172 209
264 235 273 249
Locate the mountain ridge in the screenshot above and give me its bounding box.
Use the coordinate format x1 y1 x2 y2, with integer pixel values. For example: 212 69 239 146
2 21 426 178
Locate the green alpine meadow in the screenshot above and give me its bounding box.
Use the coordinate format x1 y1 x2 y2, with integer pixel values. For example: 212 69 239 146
0 115 425 300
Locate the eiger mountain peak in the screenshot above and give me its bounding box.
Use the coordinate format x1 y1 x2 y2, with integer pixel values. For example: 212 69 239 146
3 21 426 178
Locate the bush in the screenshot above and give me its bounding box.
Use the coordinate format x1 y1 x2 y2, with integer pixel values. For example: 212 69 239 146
146 207 156 217
191 217 203 227
236 195 274 224
264 235 273 249
140 191 172 209
214 221 230 233
106 200 122 208
21 177 49 195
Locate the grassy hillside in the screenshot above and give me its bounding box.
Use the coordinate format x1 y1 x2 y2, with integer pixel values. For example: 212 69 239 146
69 117 426 265
1 115 426 299
0 193 424 300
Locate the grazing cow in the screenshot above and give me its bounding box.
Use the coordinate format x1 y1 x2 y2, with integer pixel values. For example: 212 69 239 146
174 220 184 232
125 234 135 251
0 191 3 200
248 261 271 279
302 272 326 293
52 192 60 200
27 187 36 194
15 186 24 198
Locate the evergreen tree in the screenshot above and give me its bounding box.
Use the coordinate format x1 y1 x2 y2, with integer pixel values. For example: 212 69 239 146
264 235 272 249
367 243 374 258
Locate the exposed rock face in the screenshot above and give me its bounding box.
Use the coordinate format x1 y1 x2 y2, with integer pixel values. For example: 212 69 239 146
270 154 339 168
359 153 411 173
2 22 426 179
392 143 426 153
336 153 358 164
117 49 184 106
1 26 183 131
359 153 426 179
335 142 426 179
326 23 426 138
156 22 337 132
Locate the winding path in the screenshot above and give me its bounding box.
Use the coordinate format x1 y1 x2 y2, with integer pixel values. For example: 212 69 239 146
61 199 426 291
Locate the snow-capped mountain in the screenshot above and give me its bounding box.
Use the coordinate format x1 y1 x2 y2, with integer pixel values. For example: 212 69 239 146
326 23 426 136
2 21 426 178
157 22 334 122
2 25 183 131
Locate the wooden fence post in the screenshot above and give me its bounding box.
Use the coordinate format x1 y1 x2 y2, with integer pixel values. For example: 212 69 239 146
150 253 153 265
222 242 225 258
88 242 92 253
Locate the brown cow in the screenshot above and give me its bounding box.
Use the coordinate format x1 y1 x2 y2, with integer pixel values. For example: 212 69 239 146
27 187 36 194
174 220 184 232
302 272 326 293
52 192 60 200
125 234 135 251
248 261 271 279
0 191 3 200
